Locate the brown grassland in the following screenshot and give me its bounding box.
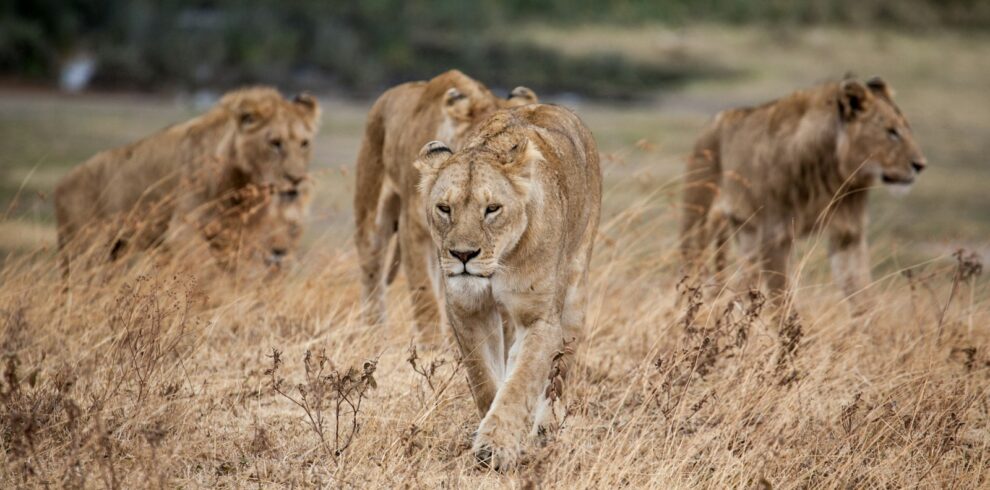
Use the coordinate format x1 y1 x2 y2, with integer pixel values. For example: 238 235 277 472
1 26 988 488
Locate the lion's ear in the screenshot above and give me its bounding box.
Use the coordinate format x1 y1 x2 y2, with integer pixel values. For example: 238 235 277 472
839 79 870 121
501 138 539 195
221 91 268 131
292 93 322 126
865 76 894 100
237 109 263 131
414 141 452 192
506 86 538 107
442 87 471 121
226 99 265 131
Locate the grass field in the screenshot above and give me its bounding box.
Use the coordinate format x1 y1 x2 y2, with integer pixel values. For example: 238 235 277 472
1 26 988 487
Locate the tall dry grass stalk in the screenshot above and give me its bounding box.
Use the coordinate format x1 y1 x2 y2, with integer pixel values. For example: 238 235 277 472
1 144 987 488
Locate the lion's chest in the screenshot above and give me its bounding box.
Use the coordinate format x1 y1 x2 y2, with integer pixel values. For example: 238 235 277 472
492 275 557 327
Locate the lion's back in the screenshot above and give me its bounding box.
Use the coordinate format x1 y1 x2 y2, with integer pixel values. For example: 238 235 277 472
519 104 601 203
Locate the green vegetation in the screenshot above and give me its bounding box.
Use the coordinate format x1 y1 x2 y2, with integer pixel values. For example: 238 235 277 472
2 1 988 97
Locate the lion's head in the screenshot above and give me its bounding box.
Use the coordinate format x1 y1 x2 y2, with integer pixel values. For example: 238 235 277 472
255 185 309 269
436 75 538 149
836 77 927 189
220 87 321 190
204 183 309 272
415 116 537 282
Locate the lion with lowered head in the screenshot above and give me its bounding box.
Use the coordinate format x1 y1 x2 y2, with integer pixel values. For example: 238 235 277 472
54 86 320 275
354 70 538 344
681 77 927 306
205 184 310 272
415 104 601 470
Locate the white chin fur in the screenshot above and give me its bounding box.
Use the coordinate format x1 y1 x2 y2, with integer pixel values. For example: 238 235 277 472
885 183 913 197
444 275 491 307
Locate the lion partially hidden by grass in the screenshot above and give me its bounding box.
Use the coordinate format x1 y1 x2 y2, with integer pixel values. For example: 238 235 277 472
681 77 927 308
53 86 320 276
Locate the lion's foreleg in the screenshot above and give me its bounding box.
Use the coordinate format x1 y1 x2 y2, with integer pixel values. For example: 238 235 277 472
399 213 443 346
357 189 400 326
828 227 871 313
446 296 503 415
473 316 561 470
760 238 793 315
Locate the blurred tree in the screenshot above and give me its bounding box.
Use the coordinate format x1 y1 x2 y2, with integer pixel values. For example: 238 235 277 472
0 0 985 96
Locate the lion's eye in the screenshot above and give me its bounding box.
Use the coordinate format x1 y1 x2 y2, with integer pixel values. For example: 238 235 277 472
279 189 299 202
270 138 283 150
301 139 309 149
437 204 451 214
485 204 502 215
887 128 901 142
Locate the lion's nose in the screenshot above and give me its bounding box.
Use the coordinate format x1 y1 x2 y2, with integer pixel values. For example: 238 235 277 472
911 160 926 173
285 173 304 186
449 249 480 264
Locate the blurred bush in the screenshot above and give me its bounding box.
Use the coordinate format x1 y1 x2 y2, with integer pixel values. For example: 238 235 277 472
0 0 985 97
504 0 990 27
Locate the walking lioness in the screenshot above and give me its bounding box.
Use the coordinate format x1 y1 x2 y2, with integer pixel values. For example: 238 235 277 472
681 77 927 305
354 70 538 344
415 104 602 469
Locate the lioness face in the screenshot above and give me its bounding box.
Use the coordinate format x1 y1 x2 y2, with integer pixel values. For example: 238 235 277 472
228 91 321 190
250 185 308 269
838 78 927 188
416 141 531 286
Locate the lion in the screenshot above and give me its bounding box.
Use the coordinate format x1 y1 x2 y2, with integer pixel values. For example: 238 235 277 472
205 184 310 272
54 86 320 276
354 70 539 344
681 76 927 307
414 104 602 470
253 185 309 270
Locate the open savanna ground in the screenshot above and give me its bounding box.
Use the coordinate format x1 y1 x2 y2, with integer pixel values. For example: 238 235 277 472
1 26 988 487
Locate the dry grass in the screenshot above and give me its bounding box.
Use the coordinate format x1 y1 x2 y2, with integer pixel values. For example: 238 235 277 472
1 25 989 489
1 146 987 487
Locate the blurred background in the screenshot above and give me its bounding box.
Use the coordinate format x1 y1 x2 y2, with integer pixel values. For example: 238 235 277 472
1 0 988 267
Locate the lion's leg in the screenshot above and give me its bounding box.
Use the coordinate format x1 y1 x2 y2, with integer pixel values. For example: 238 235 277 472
447 297 503 417
710 209 731 291
760 238 793 316
398 210 442 346
731 222 762 293
828 224 871 314
56 224 75 283
357 187 401 326
532 231 595 436
474 312 562 470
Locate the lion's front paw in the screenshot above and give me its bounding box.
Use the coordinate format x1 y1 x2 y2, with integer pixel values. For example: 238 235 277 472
472 417 525 471
473 439 520 471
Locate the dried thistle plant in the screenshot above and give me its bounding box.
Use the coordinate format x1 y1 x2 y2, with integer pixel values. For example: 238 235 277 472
266 348 378 462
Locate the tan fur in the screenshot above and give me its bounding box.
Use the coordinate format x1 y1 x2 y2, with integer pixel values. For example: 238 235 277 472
415 104 602 470
353 70 539 344
207 185 310 272
54 86 320 275
681 77 927 306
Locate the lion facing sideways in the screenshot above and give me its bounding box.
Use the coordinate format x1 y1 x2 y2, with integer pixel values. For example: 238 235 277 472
54 86 320 275
354 70 538 344
681 76 927 306
415 104 602 470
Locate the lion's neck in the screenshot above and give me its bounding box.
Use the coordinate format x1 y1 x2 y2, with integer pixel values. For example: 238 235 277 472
772 110 869 234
